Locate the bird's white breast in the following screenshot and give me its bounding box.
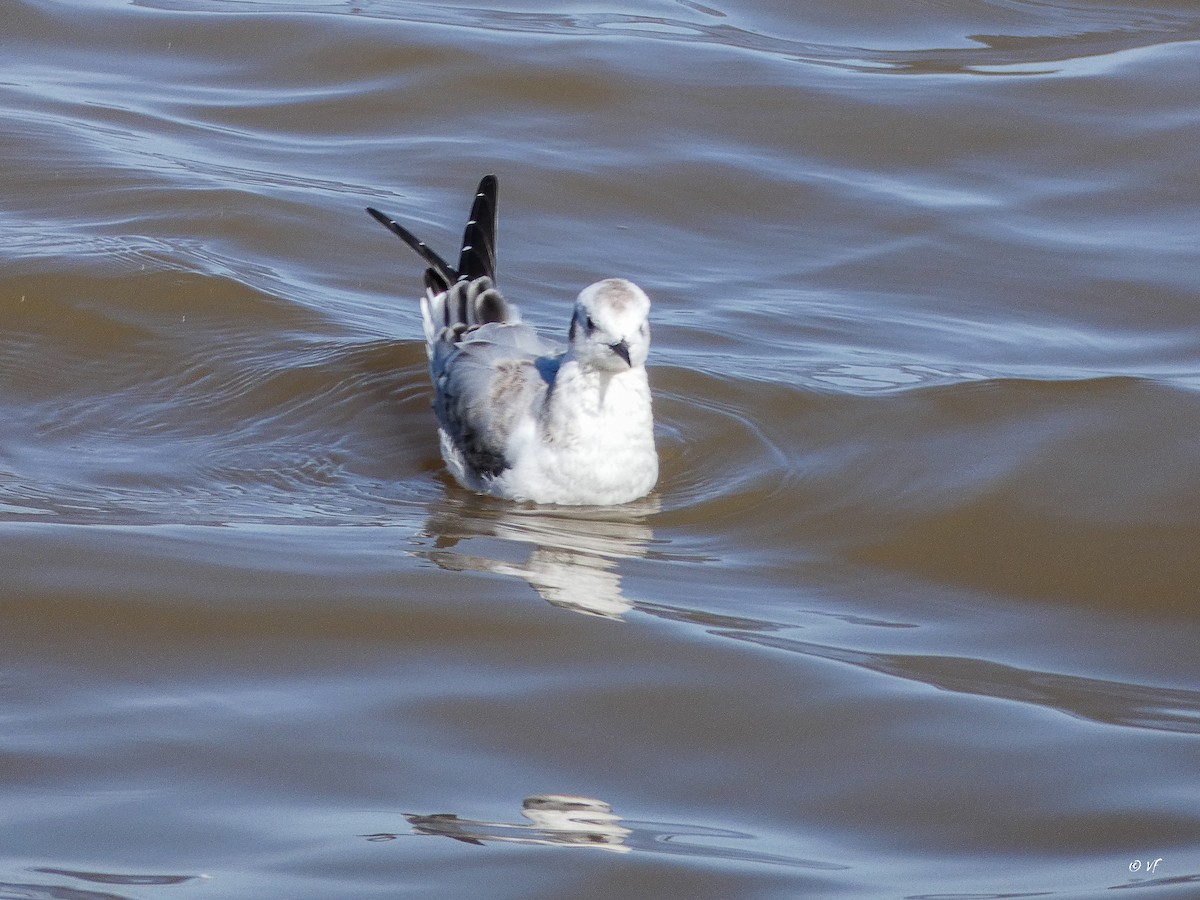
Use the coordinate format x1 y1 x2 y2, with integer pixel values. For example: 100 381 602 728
490 365 657 505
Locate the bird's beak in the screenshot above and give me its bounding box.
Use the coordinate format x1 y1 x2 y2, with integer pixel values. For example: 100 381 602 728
609 340 631 367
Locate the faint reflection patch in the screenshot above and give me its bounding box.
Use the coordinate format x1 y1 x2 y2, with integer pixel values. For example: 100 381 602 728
2 870 206 900
29 870 200 887
363 793 847 871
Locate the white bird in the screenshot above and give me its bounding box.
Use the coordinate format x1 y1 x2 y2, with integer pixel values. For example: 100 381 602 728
367 175 658 505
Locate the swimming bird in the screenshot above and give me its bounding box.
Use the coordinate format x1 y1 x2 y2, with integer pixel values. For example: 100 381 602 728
366 175 657 505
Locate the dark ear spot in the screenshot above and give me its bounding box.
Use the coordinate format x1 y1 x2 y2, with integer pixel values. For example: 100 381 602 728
569 318 577 341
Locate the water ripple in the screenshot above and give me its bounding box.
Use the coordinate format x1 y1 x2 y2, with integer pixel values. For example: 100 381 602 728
717 629 1200 735
136 0 1200 74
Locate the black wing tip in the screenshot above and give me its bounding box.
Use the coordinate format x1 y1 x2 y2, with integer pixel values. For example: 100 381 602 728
458 174 499 282
366 205 406 234
368 175 501 288
367 204 458 285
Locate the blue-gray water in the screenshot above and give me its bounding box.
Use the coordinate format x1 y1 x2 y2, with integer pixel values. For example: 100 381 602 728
3 1 1199 897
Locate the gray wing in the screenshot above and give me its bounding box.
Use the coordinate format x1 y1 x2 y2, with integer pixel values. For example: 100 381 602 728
366 176 563 477
431 315 564 478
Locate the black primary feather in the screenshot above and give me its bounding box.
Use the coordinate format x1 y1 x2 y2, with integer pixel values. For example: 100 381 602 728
365 206 457 292
456 174 498 283
366 174 499 291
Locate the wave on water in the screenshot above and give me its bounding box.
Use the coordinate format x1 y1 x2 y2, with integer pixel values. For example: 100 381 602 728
132 0 1200 74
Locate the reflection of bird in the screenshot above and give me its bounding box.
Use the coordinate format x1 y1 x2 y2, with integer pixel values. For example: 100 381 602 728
405 794 632 853
367 175 657 505
419 499 659 618
380 792 847 871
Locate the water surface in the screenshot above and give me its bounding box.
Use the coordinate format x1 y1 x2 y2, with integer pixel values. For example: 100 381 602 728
3 0 1199 897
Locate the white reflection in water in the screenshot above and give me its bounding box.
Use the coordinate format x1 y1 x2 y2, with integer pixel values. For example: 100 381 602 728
365 793 848 871
403 794 632 853
416 496 660 619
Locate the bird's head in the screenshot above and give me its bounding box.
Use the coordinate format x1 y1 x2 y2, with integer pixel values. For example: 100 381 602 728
568 279 651 373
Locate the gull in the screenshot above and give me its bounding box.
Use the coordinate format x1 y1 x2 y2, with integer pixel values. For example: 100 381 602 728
366 175 657 505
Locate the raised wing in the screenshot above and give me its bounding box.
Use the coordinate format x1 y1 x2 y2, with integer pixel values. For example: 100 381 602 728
368 176 566 483
457 174 497 282
367 174 498 295
365 207 457 294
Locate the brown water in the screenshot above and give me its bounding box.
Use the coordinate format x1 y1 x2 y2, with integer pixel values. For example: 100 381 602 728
3 1 1199 897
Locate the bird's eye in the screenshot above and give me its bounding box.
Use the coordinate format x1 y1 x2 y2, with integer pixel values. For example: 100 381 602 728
585 315 596 333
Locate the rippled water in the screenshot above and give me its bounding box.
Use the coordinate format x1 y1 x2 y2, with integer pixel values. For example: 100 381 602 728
3 0 1199 897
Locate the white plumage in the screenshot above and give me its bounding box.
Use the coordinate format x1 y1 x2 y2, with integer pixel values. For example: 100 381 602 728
367 175 658 505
